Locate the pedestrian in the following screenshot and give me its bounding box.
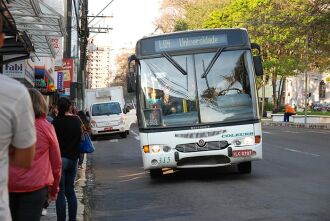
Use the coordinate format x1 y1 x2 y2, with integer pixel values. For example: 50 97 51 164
8 88 62 221
47 104 58 123
52 97 82 221
292 103 297 112
284 103 296 122
45 104 59 216
85 110 91 122
77 110 92 169
0 75 36 221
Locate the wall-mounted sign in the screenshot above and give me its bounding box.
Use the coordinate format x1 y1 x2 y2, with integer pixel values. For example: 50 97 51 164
3 60 35 86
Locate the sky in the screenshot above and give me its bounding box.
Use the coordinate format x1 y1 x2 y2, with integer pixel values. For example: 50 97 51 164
88 0 162 51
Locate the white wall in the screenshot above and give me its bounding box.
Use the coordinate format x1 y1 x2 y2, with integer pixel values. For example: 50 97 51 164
286 72 330 107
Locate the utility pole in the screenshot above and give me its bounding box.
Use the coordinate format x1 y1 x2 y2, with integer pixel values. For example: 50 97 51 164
78 0 89 109
261 73 266 118
65 0 72 58
304 35 309 125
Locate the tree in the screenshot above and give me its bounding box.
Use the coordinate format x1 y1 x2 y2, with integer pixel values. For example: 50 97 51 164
156 0 329 110
113 49 135 99
154 0 192 32
184 0 329 110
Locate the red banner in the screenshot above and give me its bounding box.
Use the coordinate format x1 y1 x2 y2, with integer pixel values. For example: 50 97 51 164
61 58 74 88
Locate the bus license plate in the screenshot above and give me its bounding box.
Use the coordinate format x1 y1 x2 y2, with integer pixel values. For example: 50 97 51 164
104 127 112 131
232 150 253 157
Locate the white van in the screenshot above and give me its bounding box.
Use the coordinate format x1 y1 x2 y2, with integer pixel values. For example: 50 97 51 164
90 101 127 138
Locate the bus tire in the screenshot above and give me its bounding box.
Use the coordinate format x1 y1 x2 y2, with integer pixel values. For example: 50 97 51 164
150 169 163 179
120 132 127 138
238 161 252 174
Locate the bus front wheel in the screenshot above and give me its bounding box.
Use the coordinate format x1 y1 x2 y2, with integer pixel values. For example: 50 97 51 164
238 161 252 174
150 169 163 179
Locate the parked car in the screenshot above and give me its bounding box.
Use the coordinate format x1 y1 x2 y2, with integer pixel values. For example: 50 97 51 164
313 103 330 111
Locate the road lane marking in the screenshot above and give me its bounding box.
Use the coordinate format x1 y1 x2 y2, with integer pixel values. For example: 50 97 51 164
270 144 321 157
119 172 146 178
130 130 140 140
130 130 139 136
309 131 329 134
283 130 299 134
109 139 119 143
119 176 144 182
283 148 320 157
263 131 272 134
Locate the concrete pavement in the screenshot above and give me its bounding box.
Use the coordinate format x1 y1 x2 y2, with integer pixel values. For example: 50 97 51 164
41 160 87 221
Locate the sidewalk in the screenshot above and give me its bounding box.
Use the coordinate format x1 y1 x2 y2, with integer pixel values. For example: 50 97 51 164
41 161 87 221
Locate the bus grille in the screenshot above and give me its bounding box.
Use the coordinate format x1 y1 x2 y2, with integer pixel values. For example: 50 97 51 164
175 141 229 153
177 155 230 166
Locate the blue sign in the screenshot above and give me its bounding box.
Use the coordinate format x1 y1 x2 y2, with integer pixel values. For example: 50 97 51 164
57 72 64 90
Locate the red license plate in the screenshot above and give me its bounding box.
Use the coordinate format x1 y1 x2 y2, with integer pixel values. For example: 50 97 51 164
104 127 112 131
232 149 253 157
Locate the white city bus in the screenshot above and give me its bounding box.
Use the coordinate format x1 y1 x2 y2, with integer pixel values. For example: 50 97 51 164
128 28 264 178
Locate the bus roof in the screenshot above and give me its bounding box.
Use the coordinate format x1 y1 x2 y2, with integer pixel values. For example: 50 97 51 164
136 28 250 57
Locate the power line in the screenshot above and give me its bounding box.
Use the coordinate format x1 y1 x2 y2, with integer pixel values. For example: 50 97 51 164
88 0 115 25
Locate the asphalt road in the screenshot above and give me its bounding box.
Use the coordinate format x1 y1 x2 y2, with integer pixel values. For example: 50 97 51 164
87 125 330 221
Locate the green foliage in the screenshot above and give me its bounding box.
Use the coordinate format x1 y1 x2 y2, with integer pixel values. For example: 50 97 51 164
169 0 329 109
172 0 329 74
174 19 189 31
264 102 274 111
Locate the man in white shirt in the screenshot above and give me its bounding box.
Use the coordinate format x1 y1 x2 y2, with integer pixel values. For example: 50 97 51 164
0 75 36 221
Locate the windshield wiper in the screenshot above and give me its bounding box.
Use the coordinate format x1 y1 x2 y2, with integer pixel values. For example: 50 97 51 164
162 52 187 75
201 47 225 78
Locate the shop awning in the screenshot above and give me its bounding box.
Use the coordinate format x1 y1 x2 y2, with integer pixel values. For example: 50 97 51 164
0 0 34 64
4 0 65 58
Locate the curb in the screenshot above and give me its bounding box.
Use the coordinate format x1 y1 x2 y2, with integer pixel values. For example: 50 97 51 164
261 121 330 130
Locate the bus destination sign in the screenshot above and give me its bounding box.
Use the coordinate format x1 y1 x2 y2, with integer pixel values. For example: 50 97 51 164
155 34 228 53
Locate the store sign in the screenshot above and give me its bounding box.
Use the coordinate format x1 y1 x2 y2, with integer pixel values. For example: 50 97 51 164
3 61 24 78
3 60 35 86
52 37 63 67
57 72 64 90
61 58 74 88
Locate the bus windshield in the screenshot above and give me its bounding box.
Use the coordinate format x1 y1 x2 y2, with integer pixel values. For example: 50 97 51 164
138 50 258 128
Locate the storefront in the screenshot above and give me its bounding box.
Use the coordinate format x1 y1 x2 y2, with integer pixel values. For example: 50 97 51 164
1 0 65 105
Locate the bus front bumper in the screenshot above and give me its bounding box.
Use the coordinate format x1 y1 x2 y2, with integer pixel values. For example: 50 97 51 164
142 144 262 170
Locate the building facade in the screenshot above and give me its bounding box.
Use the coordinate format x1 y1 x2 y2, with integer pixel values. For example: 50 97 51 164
285 72 330 108
87 45 114 89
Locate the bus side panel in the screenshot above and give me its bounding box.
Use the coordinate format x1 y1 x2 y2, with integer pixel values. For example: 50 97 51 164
254 122 263 159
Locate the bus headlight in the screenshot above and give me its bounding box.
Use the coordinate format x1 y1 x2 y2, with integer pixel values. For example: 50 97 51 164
151 145 161 153
233 136 254 146
143 145 171 153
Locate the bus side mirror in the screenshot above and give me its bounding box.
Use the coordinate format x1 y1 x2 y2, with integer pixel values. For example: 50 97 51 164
253 55 264 76
127 55 138 93
251 43 264 76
